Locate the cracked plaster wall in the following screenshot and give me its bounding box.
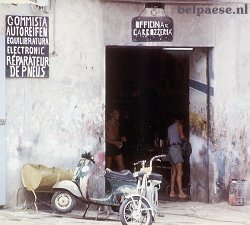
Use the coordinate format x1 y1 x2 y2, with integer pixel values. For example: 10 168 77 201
189 48 209 202
103 2 250 203
209 12 250 202
187 9 250 202
1 1 250 206
0 0 105 207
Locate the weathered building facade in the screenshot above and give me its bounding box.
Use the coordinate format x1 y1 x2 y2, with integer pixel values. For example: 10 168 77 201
0 0 250 207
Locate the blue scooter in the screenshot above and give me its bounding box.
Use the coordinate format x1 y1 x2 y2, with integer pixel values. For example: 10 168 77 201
51 152 137 217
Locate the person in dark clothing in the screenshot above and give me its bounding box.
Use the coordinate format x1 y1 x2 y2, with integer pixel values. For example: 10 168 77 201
105 107 126 171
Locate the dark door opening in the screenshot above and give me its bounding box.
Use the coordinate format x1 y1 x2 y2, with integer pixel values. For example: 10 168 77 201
106 46 191 194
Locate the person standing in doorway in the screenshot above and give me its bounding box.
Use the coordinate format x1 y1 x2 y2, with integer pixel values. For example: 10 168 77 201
105 105 127 171
167 114 188 199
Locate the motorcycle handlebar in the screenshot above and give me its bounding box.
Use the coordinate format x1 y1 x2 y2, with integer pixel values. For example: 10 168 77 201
134 160 146 167
149 154 167 167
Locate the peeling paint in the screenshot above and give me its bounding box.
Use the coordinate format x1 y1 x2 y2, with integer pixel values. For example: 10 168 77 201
2 0 250 207
190 134 209 201
189 48 209 202
2 0 105 207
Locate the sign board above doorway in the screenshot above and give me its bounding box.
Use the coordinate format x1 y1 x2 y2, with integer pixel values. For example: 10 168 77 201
132 16 173 42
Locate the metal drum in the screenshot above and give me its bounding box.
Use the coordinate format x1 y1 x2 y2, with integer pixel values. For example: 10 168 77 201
228 179 247 206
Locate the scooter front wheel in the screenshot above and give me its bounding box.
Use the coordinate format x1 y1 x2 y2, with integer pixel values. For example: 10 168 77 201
119 196 153 225
51 190 76 213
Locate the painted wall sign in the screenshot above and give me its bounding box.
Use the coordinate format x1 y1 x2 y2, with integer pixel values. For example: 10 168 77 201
132 16 173 42
5 15 49 78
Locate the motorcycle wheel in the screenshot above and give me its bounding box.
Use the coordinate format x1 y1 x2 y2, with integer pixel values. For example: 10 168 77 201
119 196 153 225
51 190 76 213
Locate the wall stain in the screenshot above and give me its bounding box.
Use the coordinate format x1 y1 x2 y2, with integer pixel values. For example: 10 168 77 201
190 112 207 137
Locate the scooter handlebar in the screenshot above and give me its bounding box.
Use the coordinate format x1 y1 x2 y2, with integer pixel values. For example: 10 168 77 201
81 152 95 163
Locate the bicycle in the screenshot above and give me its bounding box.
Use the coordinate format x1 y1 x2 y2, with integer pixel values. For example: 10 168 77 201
119 154 167 225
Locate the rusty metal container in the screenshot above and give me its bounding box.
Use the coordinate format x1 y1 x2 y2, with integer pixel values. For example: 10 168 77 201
22 164 73 192
228 179 247 206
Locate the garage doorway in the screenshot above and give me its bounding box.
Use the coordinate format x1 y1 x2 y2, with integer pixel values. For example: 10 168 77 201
105 46 194 194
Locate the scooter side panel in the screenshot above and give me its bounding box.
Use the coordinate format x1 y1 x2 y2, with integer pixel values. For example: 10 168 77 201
52 180 82 198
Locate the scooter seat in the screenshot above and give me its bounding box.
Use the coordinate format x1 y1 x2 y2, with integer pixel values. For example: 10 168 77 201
148 173 162 181
105 169 136 182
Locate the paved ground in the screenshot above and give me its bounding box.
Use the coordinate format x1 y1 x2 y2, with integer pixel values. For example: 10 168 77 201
1 199 250 225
